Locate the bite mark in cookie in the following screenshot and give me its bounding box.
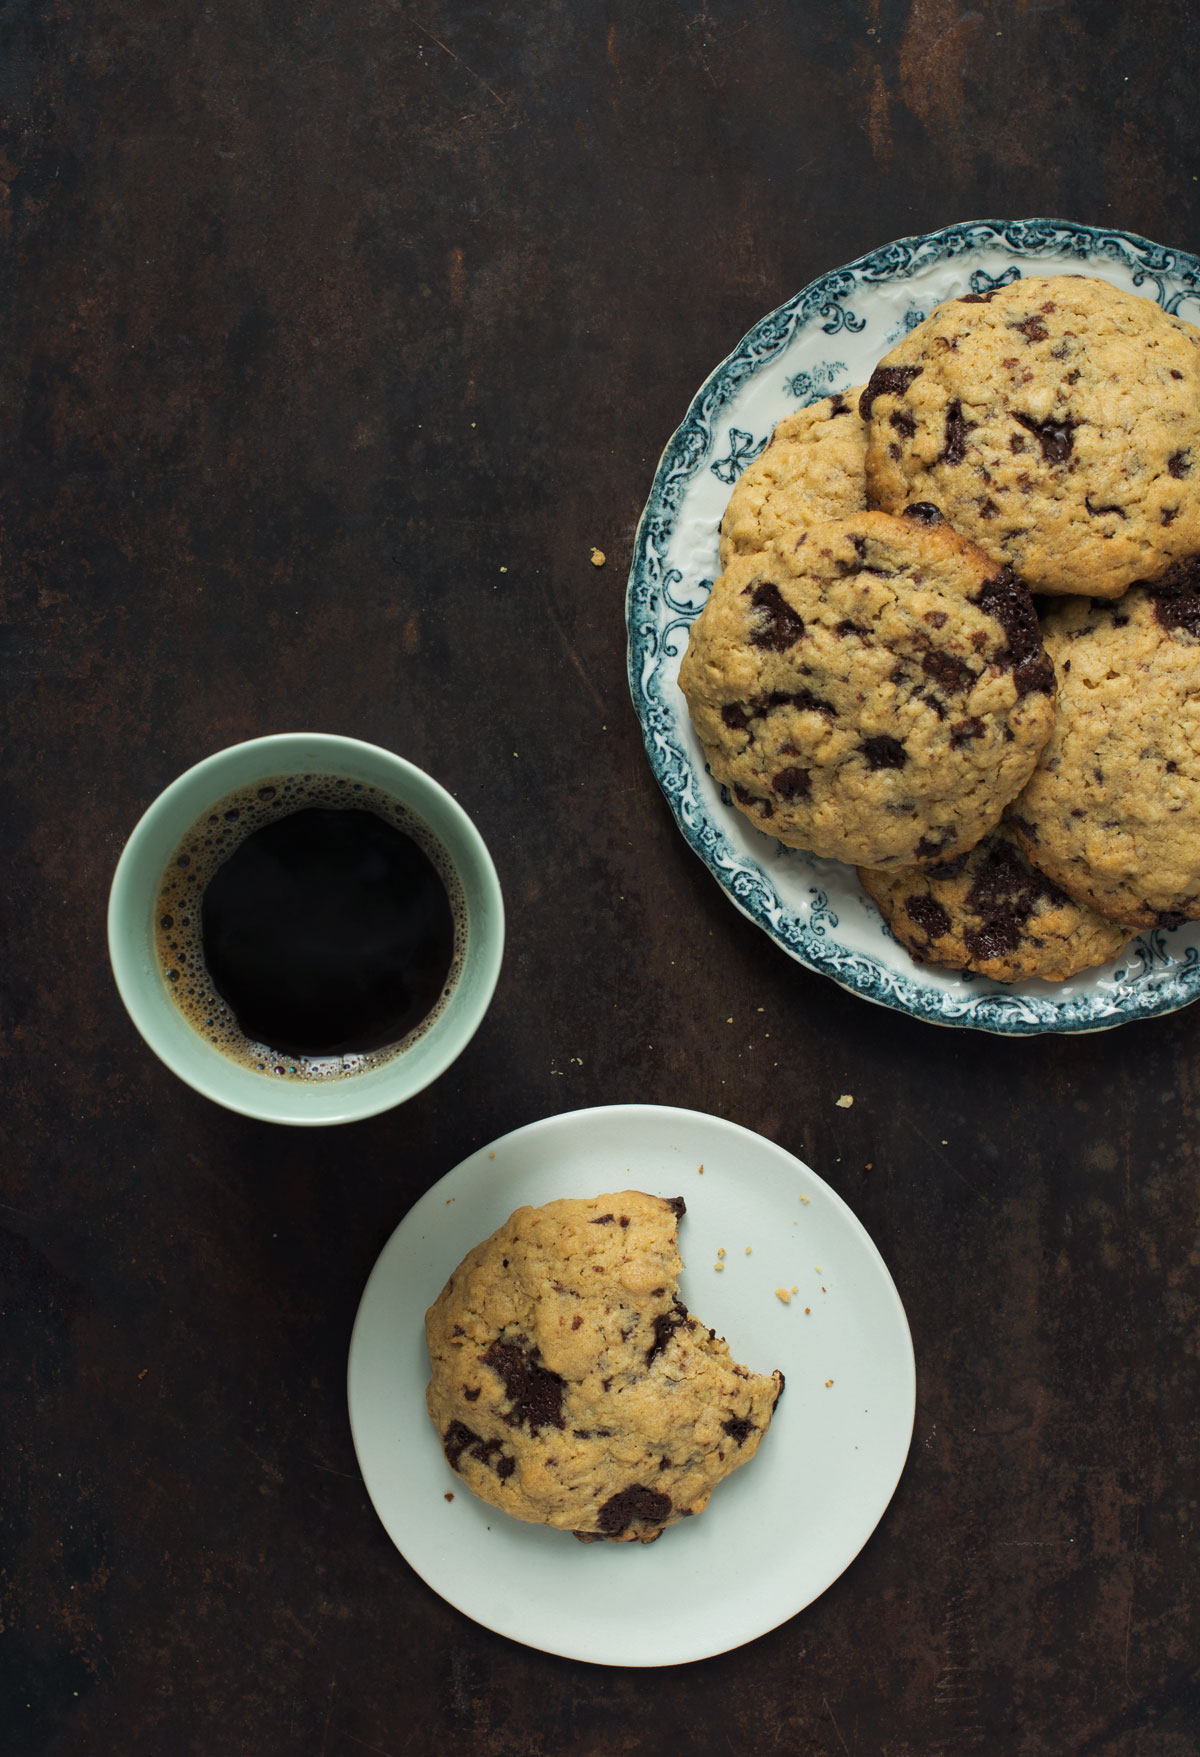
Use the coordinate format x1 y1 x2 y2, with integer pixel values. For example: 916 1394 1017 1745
425 1192 782 1543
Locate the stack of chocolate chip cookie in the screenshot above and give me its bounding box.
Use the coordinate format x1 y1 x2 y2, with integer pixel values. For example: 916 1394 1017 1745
679 274 1200 983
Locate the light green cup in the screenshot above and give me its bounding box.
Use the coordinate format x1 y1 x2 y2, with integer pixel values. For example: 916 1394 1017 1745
108 734 504 1125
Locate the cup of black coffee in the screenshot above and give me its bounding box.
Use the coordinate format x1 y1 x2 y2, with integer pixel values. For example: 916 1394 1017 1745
108 734 504 1124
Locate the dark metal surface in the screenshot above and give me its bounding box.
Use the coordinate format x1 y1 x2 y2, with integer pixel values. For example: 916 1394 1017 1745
4 2 1200 1751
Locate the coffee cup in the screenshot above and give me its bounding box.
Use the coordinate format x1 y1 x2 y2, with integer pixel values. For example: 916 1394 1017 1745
108 734 504 1125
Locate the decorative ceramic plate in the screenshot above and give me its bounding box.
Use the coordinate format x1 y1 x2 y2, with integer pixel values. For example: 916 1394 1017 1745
626 219 1200 1033
347 1104 915 1668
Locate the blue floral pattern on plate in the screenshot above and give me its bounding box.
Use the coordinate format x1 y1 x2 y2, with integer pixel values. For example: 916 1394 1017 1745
626 220 1200 1034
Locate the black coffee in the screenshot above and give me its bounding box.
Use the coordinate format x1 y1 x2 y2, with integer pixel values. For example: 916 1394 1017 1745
202 806 455 1056
155 775 465 1079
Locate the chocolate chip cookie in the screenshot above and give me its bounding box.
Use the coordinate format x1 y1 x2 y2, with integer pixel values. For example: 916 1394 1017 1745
1008 568 1200 926
678 508 1055 869
425 1192 783 1544
718 386 868 567
861 274 1200 597
858 824 1133 982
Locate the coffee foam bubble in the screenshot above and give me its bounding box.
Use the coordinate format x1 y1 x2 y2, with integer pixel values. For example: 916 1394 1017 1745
154 773 467 1080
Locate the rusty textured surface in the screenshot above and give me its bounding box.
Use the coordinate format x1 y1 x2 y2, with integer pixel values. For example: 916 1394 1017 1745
4 1 1200 1752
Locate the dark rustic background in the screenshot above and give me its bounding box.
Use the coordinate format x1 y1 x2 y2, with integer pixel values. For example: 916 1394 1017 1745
5 1 1200 1752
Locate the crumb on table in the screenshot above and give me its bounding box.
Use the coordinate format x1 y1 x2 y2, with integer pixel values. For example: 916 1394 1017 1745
775 1287 792 1304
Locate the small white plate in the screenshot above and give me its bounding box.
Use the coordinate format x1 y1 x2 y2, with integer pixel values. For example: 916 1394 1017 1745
347 1103 915 1668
